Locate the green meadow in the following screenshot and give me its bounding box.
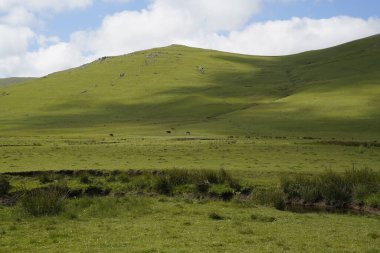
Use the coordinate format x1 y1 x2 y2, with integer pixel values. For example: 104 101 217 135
0 35 380 252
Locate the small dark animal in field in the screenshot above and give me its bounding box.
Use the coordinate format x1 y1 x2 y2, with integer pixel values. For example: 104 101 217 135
166 130 171 134
119 73 125 78
186 131 191 135
109 133 114 137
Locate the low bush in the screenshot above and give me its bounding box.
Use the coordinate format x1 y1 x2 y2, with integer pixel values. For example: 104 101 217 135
126 175 154 192
364 193 380 208
79 175 92 184
251 187 285 209
38 173 55 184
195 181 210 193
0 176 10 195
84 185 111 197
21 186 67 216
318 171 352 206
280 168 380 207
154 176 173 195
166 169 192 186
208 212 223 220
208 184 234 201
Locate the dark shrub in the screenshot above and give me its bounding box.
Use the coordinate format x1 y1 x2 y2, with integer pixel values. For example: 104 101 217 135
208 184 234 201
0 176 10 195
127 175 154 192
208 212 223 220
166 169 192 186
280 168 380 207
218 169 231 183
21 186 67 216
118 173 130 183
85 186 110 196
250 214 276 222
281 175 304 200
154 176 172 195
319 171 352 205
67 189 83 198
364 193 380 208
251 187 285 209
274 197 286 211
38 173 55 184
80 175 91 184
195 181 210 194
240 186 253 195
201 170 219 184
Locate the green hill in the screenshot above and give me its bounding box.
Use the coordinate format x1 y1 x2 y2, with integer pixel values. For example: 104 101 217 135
0 77 35 88
0 35 379 139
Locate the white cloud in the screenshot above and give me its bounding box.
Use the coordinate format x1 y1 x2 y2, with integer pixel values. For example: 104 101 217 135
70 4 380 60
0 42 88 77
0 7 37 26
1 0 380 77
0 0 93 12
152 0 261 31
206 16 380 56
69 0 262 57
0 24 34 58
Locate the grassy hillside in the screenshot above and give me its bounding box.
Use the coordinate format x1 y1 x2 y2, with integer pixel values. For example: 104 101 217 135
0 77 35 88
0 35 379 139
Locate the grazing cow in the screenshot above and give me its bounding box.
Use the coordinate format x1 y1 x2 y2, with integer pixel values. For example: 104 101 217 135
186 131 191 135
166 130 171 134
109 133 114 137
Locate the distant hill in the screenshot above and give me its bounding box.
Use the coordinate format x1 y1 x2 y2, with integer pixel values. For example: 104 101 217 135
0 35 379 139
0 77 35 88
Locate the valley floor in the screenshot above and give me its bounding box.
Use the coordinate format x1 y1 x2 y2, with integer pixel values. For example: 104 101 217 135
1 135 379 253
1 135 380 180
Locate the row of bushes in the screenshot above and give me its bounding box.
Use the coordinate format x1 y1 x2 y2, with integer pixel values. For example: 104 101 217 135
2 168 379 216
0 169 244 216
280 168 380 207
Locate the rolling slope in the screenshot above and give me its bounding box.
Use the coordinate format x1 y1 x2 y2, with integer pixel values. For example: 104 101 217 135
0 35 379 139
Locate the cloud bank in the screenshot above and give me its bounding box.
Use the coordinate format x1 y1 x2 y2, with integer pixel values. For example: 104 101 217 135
0 0 379 77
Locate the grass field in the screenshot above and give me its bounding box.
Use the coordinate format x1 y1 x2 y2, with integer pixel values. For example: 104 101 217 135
0 196 379 253
1 35 380 252
1 136 380 182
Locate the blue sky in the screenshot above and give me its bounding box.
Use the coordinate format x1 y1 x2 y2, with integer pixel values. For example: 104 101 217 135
0 0 379 77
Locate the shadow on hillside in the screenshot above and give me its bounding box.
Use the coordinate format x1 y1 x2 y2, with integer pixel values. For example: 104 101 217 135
157 55 292 99
9 51 380 137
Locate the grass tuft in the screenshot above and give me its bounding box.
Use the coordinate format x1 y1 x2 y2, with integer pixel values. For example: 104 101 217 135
21 186 67 216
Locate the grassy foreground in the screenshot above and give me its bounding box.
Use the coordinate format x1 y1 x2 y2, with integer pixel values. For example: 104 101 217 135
0 168 379 253
0 196 379 253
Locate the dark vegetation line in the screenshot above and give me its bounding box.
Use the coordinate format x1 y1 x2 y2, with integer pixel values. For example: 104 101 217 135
0 168 379 217
317 140 380 148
